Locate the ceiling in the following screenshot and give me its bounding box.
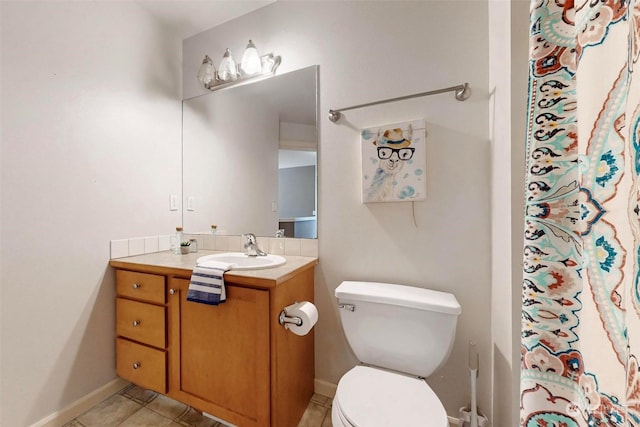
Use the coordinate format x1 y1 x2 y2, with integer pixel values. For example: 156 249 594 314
135 0 275 40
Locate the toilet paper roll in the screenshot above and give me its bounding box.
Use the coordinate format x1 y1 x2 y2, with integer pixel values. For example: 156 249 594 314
284 301 318 336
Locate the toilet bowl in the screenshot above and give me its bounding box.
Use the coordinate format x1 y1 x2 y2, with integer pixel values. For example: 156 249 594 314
331 366 448 427
333 281 461 427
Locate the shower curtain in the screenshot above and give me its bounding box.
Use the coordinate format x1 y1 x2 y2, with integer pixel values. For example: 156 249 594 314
521 1 640 425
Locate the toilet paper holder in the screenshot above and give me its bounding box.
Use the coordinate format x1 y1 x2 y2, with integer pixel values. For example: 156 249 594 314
279 302 303 327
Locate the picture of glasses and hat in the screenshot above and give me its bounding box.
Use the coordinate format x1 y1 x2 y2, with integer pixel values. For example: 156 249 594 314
361 119 426 203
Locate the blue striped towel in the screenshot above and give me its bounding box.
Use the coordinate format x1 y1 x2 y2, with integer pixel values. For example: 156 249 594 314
187 260 233 305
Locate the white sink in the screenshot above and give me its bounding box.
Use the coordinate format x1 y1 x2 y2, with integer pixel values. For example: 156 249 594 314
196 252 286 271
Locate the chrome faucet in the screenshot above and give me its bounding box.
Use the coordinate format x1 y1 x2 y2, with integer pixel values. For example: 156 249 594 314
243 233 266 257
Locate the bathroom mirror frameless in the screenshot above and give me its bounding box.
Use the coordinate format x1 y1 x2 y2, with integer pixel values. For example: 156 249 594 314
182 65 318 238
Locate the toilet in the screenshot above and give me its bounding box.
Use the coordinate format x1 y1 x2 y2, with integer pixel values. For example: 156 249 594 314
332 281 461 427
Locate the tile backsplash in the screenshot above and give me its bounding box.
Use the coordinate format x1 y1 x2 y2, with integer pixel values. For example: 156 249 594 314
110 234 318 259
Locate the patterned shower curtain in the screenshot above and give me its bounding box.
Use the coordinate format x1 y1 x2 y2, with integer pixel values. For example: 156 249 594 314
520 0 640 425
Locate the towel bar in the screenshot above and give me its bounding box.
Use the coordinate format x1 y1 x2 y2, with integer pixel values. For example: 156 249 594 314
328 82 470 123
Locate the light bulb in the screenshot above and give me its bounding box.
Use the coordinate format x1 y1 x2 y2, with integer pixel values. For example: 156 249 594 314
218 48 238 82
241 40 262 75
197 55 216 89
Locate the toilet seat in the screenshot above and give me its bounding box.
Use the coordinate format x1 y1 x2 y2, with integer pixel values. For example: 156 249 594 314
333 365 448 427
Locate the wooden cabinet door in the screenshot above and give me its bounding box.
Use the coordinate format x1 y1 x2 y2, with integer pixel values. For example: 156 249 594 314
168 278 270 427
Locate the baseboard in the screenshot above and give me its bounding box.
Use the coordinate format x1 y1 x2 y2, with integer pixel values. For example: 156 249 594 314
30 377 129 427
314 378 337 398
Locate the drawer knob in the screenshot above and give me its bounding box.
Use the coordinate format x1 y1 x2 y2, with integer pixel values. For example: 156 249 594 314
132 283 141 289
169 288 176 295
132 320 141 327
133 362 141 370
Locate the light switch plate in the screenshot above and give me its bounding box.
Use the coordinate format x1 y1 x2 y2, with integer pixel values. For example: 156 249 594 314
170 194 178 211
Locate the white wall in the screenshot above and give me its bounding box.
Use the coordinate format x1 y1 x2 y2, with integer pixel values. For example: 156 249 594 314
0 2 182 426
184 1 491 418
489 2 528 425
510 1 530 423
489 0 514 425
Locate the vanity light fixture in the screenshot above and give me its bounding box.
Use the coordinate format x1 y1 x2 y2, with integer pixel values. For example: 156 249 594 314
197 41 281 92
218 48 238 82
197 55 216 89
241 40 262 75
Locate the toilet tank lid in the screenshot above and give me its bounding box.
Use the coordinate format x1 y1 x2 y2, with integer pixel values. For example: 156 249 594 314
336 281 461 315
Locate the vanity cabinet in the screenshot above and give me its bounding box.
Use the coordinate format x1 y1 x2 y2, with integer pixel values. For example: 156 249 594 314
115 270 167 393
111 252 316 427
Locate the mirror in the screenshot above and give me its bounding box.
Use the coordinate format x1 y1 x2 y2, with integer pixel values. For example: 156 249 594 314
182 65 318 238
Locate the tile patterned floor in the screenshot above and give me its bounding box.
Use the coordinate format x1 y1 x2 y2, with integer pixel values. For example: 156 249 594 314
63 384 333 427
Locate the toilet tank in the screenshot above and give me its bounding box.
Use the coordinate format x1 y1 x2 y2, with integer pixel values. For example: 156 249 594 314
335 281 461 378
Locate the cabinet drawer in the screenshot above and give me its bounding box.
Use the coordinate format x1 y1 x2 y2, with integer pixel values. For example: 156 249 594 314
117 298 166 348
116 270 165 304
116 338 166 394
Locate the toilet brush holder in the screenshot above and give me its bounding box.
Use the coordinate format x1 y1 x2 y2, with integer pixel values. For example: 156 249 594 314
458 406 489 427
461 341 489 427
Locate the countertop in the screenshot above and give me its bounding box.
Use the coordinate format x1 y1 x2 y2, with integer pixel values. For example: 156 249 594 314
109 250 318 289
